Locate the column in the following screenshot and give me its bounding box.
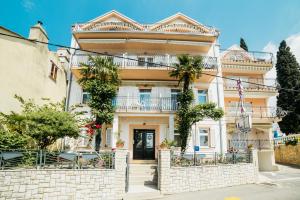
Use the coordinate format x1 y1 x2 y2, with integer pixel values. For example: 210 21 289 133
169 114 175 140
112 114 119 148
158 150 171 194
114 149 128 199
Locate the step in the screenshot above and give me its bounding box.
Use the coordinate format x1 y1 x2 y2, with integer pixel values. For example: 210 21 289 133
124 185 163 200
129 179 157 185
128 176 157 185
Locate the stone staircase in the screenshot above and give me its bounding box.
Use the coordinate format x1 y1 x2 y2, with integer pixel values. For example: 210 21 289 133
129 164 158 186
124 164 162 200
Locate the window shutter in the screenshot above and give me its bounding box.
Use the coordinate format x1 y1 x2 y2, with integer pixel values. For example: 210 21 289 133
106 128 112 147
209 128 216 147
193 87 198 104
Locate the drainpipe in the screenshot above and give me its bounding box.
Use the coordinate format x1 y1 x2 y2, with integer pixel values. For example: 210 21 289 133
65 50 76 112
213 44 224 154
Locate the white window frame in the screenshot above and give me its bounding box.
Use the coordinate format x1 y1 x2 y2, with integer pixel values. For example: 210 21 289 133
198 128 209 148
82 91 90 105
197 90 208 104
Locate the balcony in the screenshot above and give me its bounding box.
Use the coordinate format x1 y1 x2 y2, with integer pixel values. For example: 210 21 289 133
223 78 277 98
221 50 273 74
225 106 277 123
71 54 218 82
112 96 178 113
72 54 218 69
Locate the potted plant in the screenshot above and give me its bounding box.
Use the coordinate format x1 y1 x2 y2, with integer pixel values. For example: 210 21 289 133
116 138 125 148
160 139 176 149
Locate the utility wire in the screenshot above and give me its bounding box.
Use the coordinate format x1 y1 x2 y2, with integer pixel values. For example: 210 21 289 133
1 32 299 93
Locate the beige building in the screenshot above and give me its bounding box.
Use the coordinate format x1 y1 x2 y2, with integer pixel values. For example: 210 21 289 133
0 23 69 113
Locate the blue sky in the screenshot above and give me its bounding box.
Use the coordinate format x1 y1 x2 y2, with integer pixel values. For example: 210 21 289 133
1 0 300 52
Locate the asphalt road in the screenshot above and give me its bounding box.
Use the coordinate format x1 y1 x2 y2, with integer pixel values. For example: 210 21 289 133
157 164 300 200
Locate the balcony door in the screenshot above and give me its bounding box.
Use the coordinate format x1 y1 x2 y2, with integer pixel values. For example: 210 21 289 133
139 89 151 110
133 129 155 160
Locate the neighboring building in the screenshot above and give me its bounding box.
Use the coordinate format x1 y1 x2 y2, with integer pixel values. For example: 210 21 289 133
68 10 277 162
69 10 226 159
221 45 277 145
0 23 69 113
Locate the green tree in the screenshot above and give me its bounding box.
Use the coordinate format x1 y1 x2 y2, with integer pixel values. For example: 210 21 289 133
79 56 120 151
170 55 224 153
0 130 31 150
240 38 248 51
0 96 79 149
276 40 300 134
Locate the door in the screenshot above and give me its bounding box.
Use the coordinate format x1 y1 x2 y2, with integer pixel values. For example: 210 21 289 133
133 129 155 160
139 89 151 110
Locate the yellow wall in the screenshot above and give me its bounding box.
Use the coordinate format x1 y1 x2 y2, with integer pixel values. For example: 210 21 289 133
224 97 266 107
0 27 67 113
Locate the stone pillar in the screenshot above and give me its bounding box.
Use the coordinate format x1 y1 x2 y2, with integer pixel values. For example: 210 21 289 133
112 114 119 148
169 114 175 140
251 149 259 181
158 149 171 194
114 149 128 200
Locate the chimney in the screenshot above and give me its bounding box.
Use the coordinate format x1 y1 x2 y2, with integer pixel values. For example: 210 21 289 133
29 21 48 43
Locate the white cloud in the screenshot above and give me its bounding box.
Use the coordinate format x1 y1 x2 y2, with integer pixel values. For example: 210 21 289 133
22 0 35 12
286 33 300 63
263 32 300 63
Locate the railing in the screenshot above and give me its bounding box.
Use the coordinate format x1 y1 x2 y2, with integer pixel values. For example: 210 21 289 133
0 149 115 170
171 151 251 167
73 22 218 35
225 106 277 118
220 49 273 65
224 78 277 91
112 96 178 112
228 139 273 150
274 134 300 146
72 54 218 70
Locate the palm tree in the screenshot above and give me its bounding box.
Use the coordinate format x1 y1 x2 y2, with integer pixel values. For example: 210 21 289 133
169 54 203 92
169 54 223 153
79 55 120 151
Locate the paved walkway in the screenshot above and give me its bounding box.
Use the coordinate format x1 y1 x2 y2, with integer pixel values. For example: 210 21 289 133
155 164 300 200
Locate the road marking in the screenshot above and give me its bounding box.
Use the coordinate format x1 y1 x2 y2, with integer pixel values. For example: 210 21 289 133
224 197 240 200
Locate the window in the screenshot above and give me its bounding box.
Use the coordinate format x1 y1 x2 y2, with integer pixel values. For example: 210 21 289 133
50 61 58 81
138 57 146 66
106 128 112 148
174 129 181 147
82 91 91 104
171 89 180 109
147 57 154 67
199 128 209 147
198 90 207 104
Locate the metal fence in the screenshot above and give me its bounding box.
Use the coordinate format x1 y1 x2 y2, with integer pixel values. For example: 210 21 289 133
274 134 300 146
0 149 115 170
170 151 252 167
228 139 273 150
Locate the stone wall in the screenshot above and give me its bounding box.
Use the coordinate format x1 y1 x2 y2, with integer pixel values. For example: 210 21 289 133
0 150 127 200
275 144 300 166
158 150 259 194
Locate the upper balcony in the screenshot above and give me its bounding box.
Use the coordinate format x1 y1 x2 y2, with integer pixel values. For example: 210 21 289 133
223 78 277 98
72 11 219 53
71 53 219 82
225 105 277 124
221 48 273 74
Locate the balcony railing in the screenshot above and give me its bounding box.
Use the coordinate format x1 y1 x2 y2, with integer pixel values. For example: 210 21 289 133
221 50 273 65
224 78 277 91
112 96 178 112
72 54 218 69
225 106 277 118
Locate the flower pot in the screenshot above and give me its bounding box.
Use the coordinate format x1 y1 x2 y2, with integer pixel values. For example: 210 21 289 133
116 143 124 148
